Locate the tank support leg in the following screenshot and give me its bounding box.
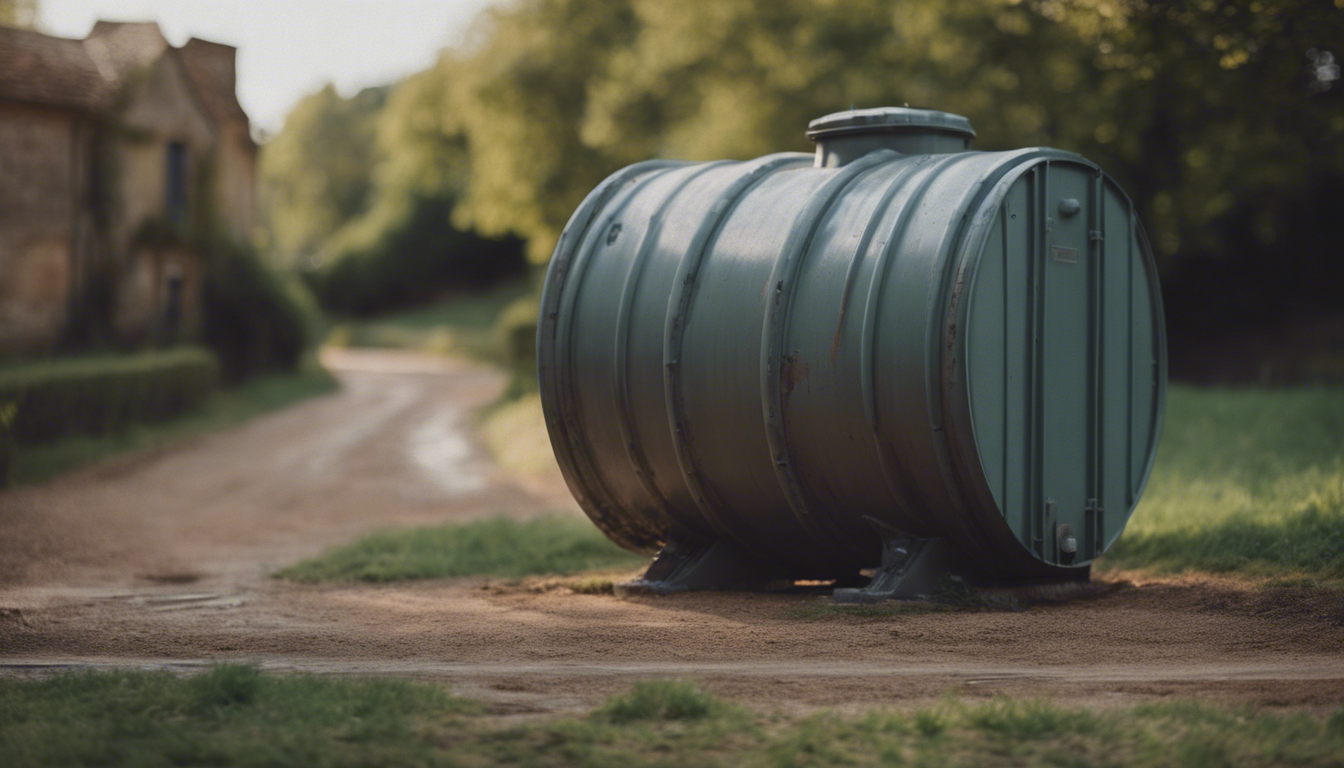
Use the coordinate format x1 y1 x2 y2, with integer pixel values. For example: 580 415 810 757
614 540 782 596
833 521 967 603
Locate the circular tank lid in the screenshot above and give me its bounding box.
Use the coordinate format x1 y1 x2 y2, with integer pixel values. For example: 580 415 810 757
806 107 976 142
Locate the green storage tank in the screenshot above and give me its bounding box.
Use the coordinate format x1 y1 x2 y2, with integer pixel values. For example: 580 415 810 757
538 107 1165 598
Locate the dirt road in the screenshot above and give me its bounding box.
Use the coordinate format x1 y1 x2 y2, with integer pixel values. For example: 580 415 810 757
1 349 1341 713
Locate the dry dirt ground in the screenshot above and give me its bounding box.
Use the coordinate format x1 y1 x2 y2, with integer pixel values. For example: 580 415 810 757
1 348 1341 715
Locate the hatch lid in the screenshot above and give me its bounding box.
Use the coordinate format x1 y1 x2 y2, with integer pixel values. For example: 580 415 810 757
807 107 976 167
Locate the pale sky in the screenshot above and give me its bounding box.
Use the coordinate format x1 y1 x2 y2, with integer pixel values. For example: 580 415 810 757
39 0 500 136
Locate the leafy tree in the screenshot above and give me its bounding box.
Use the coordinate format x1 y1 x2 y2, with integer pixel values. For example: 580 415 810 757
262 0 1344 357
262 68 527 315
444 0 1112 258
446 0 641 263
439 0 1343 343
257 84 388 269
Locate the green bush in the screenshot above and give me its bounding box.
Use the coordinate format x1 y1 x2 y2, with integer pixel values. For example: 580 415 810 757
309 193 526 317
275 515 645 583
0 348 220 446
596 681 733 724
203 238 311 382
495 297 539 364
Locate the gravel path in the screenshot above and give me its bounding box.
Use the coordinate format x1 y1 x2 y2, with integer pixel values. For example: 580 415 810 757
1 348 1340 713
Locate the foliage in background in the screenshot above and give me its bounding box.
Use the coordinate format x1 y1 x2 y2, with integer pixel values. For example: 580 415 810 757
324 279 533 361
3 668 1344 768
201 238 312 382
443 0 645 264
256 0 1342 371
257 85 389 271
441 0 1343 281
307 193 525 316
275 515 645 583
1103 385 1344 579
277 0 1333 377
495 295 540 365
259 74 526 316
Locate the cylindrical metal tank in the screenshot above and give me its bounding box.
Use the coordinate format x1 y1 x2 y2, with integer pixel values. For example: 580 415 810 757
539 107 1165 583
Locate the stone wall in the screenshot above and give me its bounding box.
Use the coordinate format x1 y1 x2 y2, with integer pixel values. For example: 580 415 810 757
214 123 256 241
0 102 89 353
0 36 256 356
106 54 216 347
111 53 216 255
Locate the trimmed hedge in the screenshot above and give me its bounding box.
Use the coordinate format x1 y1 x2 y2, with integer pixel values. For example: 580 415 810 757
495 297 539 365
0 347 220 446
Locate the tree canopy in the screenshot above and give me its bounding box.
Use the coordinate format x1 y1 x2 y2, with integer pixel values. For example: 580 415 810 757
261 0 1344 343
257 84 389 270
433 0 1342 267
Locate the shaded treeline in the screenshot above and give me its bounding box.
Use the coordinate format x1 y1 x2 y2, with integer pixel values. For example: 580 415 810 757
260 0 1344 379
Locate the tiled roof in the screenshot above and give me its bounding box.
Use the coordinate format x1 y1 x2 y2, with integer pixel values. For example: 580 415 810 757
179 37 250 127
84 21 169 90
0 21 248 133
0 24 115 112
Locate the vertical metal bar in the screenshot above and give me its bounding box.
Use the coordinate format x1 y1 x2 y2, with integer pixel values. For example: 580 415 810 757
1024 169 1036 552
1126 205 1136 506
1001 203 1011 513
1090 169 1104 557
1028 165 1047 557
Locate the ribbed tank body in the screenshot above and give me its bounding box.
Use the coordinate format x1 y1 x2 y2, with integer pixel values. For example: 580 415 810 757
538 145 1165 579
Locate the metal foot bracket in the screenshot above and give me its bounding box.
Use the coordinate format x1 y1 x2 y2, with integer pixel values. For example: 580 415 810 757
833 519 966 603
614 540 780 596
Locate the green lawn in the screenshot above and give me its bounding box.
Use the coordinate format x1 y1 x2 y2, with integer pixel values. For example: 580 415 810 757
7 365 336 488
1102 385 1344 581
327 279 541 408
283 384 1344 587
275 515 646 583
2 668 1341 767
327 280 533 363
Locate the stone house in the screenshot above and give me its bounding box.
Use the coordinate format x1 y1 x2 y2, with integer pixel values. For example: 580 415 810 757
0 21 256 354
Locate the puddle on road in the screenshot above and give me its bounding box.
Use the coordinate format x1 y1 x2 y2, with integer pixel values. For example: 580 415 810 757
407 408 488 496
296 380 420 474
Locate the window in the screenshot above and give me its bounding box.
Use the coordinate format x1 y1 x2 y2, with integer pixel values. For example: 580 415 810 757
166 141 188 224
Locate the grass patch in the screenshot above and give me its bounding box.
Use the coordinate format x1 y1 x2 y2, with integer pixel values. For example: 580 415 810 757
326 280 541 416
3 668 1343 767
327 280 533 363
481 392 554 478
275 515 647 583
561 573 625 595
6 364 336 488
596 680 739 724
0 665 477 767
1104 385 1344 579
